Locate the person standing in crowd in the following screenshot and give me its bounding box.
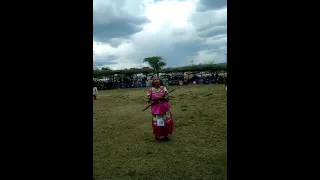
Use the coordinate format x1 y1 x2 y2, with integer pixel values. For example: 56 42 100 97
225 76 227 91
199 78 203 84
93 85 98 100
179 79 183 86
162 78 169 89
146 77 174 142
184 79 188 85
215 73 219 81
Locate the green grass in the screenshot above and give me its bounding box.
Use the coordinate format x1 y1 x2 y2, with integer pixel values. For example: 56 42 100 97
93 85 227 180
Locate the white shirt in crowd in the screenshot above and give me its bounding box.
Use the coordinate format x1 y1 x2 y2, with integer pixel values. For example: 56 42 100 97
93 87 98 95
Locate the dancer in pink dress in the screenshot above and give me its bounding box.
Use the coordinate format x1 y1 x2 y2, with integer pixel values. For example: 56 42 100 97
146 77 174 142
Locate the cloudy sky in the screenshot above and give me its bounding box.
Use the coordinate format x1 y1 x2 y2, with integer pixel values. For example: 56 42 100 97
93 0 227 70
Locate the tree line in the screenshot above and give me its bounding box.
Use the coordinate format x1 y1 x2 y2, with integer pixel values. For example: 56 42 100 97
93 56 226 78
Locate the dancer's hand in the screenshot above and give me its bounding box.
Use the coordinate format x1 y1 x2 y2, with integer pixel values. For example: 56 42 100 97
150 99 160 104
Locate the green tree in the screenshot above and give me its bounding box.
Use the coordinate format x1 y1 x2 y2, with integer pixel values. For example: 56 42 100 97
93 69 103 78
101 67 111 71
143 56 166 77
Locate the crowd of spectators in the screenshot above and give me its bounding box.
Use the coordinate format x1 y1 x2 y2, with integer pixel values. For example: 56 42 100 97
93 73 226 90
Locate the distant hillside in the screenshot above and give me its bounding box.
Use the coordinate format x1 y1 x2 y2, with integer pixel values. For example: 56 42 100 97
215 62 227 66
93 61 109 66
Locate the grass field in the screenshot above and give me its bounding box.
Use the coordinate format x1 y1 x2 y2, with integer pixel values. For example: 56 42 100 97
93 85 227 180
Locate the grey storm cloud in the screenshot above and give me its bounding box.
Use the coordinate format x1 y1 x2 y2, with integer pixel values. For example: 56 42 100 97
93 0 227 69
190 8 227 35
107 38 125 48
93 60 118 66
203 47 226 55
93 4 150 44
197 26 227 38
197 0 227 11
155 41 216 66
193 18 226 31
93 55 118 66
106 55 118 60
173 41 209 56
